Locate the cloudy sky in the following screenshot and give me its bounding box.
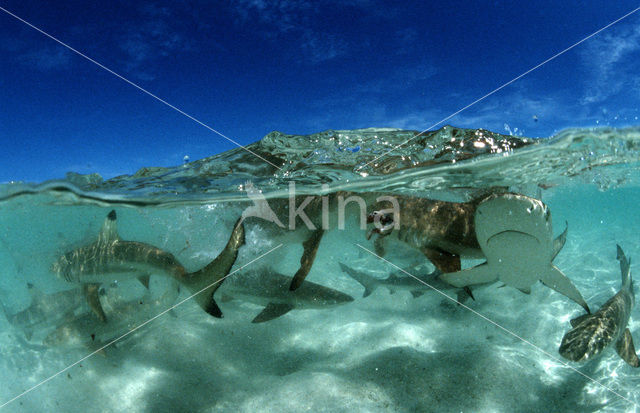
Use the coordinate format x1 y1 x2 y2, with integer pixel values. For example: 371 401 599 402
1 1 640 182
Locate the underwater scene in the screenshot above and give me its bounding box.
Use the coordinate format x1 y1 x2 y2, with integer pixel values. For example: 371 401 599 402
0 126 639 412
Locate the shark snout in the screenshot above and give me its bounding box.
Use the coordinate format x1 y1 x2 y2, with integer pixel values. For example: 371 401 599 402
333 291 355 304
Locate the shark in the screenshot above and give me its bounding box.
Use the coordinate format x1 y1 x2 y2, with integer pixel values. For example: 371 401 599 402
377 193 590 312
339 262 472 303
559 245 638 367
349 210 572 305
216 269 354 323
241 187 489 292
242 185 586 313
1 283 87 341
43 281 180 351
51 210 245 321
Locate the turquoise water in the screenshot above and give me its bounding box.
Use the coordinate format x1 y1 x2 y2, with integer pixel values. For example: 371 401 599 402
0 126 639 412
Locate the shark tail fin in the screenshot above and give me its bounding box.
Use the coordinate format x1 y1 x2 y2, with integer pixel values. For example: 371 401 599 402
183 218 245 318
339 263 377 298
616 245 632 291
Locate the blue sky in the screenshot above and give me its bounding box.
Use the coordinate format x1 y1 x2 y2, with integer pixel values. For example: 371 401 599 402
1 1 640 183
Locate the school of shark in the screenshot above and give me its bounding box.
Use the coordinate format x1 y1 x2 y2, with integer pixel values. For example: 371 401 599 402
0 125 638 413
3 188 637 368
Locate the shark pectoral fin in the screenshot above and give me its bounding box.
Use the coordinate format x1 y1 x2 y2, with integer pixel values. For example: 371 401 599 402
517 287 531 295
569 314 590 327
339 263 375 298
463 286 475 301
539 265 590 314
410 290 425 299
422 248 461 273
551 221 568 261
615 329 640 367
83 283 107 323
290 229 324 291
456 289 473 305
252 303 294 323
439 264 496 288
137 275 151 289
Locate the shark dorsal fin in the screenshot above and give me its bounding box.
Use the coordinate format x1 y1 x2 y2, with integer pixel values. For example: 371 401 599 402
98 210 120 244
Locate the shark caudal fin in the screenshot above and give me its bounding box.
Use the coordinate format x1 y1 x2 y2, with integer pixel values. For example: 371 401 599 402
183 218 245 318
339 263 378 298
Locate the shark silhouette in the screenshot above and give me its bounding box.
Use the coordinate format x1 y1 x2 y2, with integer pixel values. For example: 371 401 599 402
52 210 244 321
438 193 589 313
559 245 638 367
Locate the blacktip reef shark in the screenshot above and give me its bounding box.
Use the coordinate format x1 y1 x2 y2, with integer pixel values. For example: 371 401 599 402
339 262 472 304
1 283 86 340
51 210 245 322
559 245 638 367
216 269 354 323
367 192 589 312
436 193 589 313
43 282 180 351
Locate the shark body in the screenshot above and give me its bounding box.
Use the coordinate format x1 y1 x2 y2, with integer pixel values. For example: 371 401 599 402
559 245 638 367
244 187 587 314
1 284 87 340
52 210 245 321
43 283 180 350
338 262 471 303
434 193 589 312
217 270 354 322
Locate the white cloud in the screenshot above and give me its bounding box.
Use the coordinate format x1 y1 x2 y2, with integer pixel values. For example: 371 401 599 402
18 46 72 71
229 0 356 64
231 0 312 34
300 31 348 63
580 21 640 104
117 5 193 80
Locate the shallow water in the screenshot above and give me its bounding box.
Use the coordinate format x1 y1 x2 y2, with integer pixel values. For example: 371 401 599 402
0 126 639 412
